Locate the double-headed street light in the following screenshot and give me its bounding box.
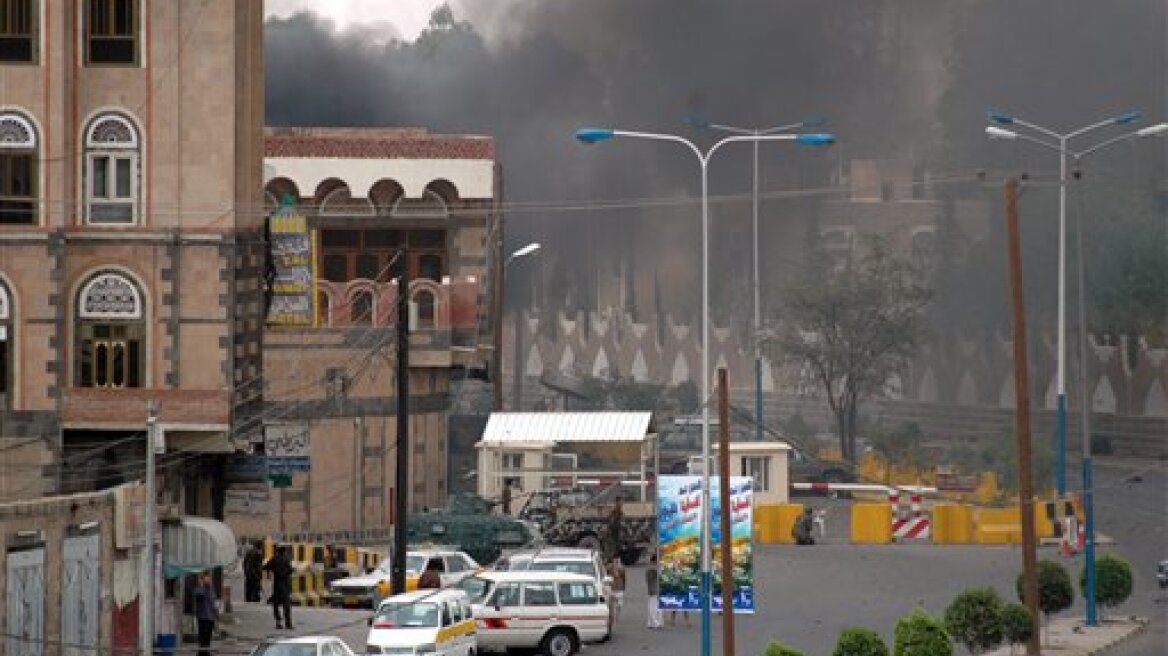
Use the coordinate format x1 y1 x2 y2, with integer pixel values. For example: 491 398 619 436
689 115 828 443
575 126 835 656
985 110 1151 499
986 112 1167 626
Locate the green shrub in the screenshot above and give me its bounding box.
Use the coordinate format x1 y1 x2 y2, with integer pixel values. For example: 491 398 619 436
833 627 889 656
766 642 806 656
1000 603 1035 653
1082 553 1133 615
944 587 1004 654
893 608 953 656
1017 559 1073 618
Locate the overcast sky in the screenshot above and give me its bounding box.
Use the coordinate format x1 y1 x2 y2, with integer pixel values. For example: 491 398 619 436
265 0 447 39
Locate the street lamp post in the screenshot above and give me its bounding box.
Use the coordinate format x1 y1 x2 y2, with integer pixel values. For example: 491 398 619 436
985 109 1141 498
692 116 826 442
575 127 835 656
986 115 1167 625
495 242 541 411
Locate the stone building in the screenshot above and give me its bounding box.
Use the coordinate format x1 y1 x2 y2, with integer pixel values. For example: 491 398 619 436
225 127 500 539
0 0 265 518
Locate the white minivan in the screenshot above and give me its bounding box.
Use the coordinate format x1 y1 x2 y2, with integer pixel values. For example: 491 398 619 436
365 588 476 656
460 571 608 656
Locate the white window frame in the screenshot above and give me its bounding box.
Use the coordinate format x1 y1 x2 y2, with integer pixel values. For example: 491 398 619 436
84 113 139 225
740 455 771 492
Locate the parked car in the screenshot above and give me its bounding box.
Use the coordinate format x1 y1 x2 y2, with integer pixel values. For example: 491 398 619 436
460 571 609 656
250 637 357 656
1157 560 1167 589
326 548 480 608
494 547 614 638
365 588 476 656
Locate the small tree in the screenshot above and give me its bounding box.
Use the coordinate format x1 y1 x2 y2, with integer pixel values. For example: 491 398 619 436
1082 553 1134 618
1017 559 1073 643
1000 603 1035 656
834 627 889 656
894 608 953 656
944 587 1004 654
766 642 806 656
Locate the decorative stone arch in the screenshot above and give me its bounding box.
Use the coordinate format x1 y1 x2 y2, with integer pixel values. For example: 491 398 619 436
369 178 405 214
313 178 348 206
0 112 37 147
424 179 460 204
74 269 149 389
409 279 449 328
82 110 142 225
344 281 377 326
319 183 374 216
84 111 140 149
265 177 300 211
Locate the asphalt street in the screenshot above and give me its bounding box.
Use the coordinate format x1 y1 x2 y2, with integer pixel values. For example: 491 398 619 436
224 456 1165 655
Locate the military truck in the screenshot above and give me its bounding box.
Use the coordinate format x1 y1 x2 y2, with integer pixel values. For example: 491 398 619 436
518 484 654 566
407 493 540 565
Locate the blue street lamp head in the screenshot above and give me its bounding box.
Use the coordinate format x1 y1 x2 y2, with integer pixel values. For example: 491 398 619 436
800 115 828 127
796 133 836 146
988 110 1014 125
1112 111 1140 125
575 127 615 144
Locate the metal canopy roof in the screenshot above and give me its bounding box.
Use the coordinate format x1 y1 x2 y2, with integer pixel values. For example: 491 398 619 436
480 412 654 445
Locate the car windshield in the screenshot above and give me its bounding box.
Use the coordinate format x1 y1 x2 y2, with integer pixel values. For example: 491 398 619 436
530 561 595 577
252 643 321 656
373 555 427 576
373 602 440 628
458 576 494 603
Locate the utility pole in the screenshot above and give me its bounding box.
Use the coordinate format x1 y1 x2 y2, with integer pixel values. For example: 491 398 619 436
717 368 735 656
1004 178 1041 656
491 165 506 411
141 400 159 656
392 248 410 595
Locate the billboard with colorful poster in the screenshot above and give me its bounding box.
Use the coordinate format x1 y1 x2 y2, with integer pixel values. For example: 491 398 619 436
656 475 754 613
267 206 315 326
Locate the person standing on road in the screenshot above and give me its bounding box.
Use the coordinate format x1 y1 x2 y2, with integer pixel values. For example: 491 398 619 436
606 557 626 622
418 559 444 589
264 545 294 629
193 571 219 656
645 554 663 629
243 541 264 602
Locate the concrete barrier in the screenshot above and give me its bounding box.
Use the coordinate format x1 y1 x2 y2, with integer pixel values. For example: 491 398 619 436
932 503 974 544
851 503 892 544
756 503 803 544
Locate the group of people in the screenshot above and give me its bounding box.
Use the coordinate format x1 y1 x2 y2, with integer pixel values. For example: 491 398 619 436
243 541 296 630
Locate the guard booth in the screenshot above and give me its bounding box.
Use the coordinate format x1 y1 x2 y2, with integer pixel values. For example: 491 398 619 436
475 412 657 509
707 441 793 505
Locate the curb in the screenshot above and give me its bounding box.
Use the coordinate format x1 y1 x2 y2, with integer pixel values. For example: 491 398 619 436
1083 617 1147 656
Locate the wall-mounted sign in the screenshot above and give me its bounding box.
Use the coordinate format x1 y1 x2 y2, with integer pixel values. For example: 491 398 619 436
267 207 315 326
264 423 311 477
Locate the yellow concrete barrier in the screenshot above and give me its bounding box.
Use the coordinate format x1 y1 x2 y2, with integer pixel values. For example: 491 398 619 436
932 503 974 544
851 503 892 544
756 503 803 544
974 507 1022 544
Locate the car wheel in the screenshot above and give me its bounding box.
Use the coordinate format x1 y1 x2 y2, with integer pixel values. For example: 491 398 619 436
576 534 603 552
541 629 577 656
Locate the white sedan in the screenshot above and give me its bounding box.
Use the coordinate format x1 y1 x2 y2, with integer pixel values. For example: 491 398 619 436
249 636 357 656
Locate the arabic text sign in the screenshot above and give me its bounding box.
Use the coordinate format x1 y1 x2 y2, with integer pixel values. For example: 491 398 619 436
656 475 754 613
265 423 311 473
267 209 315 326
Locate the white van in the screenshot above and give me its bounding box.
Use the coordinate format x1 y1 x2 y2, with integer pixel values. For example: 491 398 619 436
460 571 608 656
365 588 476 656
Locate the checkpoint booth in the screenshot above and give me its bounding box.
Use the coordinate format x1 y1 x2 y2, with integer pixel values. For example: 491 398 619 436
475 412 657 506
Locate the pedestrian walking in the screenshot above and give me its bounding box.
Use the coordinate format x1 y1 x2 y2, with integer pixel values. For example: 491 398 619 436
193 572 219 656
243 541 264 603
645 555 663 629
606 557 626 622
263 545 294 629
418 559 443 589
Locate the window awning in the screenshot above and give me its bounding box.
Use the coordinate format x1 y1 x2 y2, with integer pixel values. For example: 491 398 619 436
162 516 237 579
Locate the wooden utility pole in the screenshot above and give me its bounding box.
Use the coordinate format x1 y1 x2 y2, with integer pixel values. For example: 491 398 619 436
392 248 410 595
717 368 735 656
1005 178 1042 656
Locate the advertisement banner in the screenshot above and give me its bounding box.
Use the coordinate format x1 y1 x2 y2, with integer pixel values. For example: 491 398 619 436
656 475 754 613
267 208 315 326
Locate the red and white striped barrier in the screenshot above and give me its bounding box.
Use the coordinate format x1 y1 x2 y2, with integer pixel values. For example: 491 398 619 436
889 490 931 540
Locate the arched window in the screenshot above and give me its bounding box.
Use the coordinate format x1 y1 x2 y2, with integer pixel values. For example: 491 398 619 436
0 112 38 225
349 290 373 326
413 290 435 329
76 272 145 388
0 280 12 407
85 112 140 224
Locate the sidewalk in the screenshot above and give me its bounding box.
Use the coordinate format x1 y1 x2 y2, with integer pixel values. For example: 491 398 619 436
983 616 1147 656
